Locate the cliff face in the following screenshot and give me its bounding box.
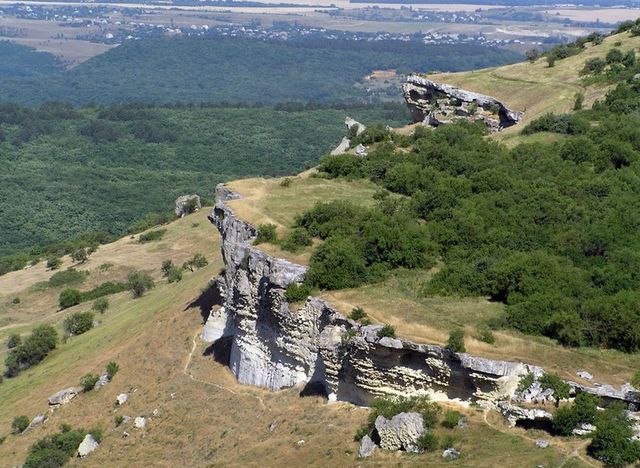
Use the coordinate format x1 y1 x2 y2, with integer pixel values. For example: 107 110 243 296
207 184 541 406
402 75 523 132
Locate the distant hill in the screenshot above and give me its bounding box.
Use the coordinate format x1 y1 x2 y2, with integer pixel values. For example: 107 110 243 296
0 37 521 106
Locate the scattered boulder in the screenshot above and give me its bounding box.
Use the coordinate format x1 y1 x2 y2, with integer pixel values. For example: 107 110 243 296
134 417 146 429
77 434 99 458
573 423 596 436
296 439 305 447
175 194 201 218
442 447 461 460
576 371 593 381
94 372 110 390
268 421 278 432
375 412 425 453
116 393 129 405
358 435 376 458
26 414 47 431
48 387 82 406
355 144 367 157
535 439 549 449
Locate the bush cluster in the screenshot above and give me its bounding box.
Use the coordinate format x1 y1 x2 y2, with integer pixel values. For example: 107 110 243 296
24 425 86 468
63 312 94 336
5 325 58 377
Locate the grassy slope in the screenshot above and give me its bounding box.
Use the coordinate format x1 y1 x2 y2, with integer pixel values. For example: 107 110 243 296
226 174 640 388
428 30 640 142
0 204 588 467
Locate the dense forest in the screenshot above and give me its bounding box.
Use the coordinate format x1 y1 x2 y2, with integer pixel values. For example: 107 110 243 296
0 41 63 78
302 72 640 353
0 38 521 105
0 102 408 263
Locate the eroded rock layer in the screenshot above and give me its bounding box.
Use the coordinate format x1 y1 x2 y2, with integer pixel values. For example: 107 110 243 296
402 75 523 132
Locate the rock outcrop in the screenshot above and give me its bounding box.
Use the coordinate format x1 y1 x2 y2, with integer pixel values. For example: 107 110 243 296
77 434 99 458
207 183 640 412
375 412 424 452
402 75 523 132
48 387 82 406
175 194 201 218
358 435 376 458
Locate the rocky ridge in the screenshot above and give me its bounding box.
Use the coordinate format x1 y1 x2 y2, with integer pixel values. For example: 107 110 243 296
402 75 523 132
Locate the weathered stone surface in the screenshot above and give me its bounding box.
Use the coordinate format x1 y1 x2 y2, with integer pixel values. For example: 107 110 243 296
535 439 549 449
26 414 47 431
48 387 82 406
375 412 424 452
345 117 365 136
116 393 129 405
330 137 350 156
402 75 523 132
577 371 593 380
94 372 110 390
497 401 552 427
358 435 376 458
77 434 99 457
573 423 596 436
442 447 461 459
355 144 367 157
134 417 146 429
175 194 201 218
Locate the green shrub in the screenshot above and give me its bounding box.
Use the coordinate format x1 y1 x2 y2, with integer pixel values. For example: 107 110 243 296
167 267 183 283
5 325 58 377
106 361 119 379
12 415 29 434
573 93 584 111
377 324 396 339
48 269 88 288
139 229 167 243
115 415 125 427
285 283 311 302
128 271 155 298
368 395 441 431
46 256 62 270
161 259 175 277
353 425 369 442
11 297 20 305
306 236 368 290
349 307 367 321
441 434 455 449
553 405 579 436
23 426 86 468
183 253 208 271
517 373 534 392
606 48 624 64
581 57 605 75
280 228 312 253
59 288 81 309
92 297 109 314
442 410 462 429
447 328 465 353
63 312 94 336
7 333 21 349
255 224 278 245
80 373 99 392
539 373 570 405
477 326 495 345
417 431 439 452
588 402 640 466
280 177 292 188
80 281 129 301
71 248 88 264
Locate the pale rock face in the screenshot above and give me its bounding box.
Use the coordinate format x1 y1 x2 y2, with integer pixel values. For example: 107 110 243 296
375 412 425 452
116 393 129 405
330 137 350 156
134 417 146 429
358 435 376 458
77 434 99 457
175 194 201 217
94 372 110 389
27 414 47 431
207 184 640 411
345 117 366 135
497 401 552 427
48 387 82 406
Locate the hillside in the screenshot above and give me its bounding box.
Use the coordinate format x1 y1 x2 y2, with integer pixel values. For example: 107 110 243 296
428 30 640 139
0 209 585 467
0 37 521 106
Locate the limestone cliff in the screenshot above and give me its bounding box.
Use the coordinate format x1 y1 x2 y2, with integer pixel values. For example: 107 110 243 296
402 75 523 132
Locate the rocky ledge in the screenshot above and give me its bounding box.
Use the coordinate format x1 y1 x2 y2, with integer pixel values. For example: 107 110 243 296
402 75 523 132
206 183 638 409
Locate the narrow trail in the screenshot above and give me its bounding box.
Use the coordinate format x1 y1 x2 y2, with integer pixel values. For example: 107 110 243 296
183 328 266 410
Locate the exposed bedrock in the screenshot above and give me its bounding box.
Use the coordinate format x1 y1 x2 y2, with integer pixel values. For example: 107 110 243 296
402 74 523 132
207 183 639 409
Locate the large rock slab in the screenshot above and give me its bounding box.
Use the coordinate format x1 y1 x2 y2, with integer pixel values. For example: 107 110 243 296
77 434 99 457
48 387 82 406
358 434 376 458
375 412 424 452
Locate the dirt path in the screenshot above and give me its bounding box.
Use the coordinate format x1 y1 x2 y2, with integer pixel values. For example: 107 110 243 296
183 328 266 410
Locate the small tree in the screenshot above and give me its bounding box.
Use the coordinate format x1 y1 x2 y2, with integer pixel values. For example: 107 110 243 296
183 253 208 272
128 271 155 298
63 312 94 336
7 333 21 349
161 259 174 277
447 328 466 353
167 267 183 283
539 373 570 406
255 224 278 245
80 373 99 392
547 56 556 68
92 297 109 314
71 248 88 264
573 93 584 111
46 256 62 270
349 307 367 321
525 48 541 63
442 410 462 429
59 288 81 309
106 361 119 379
378 324 396 339
11 415 29 434
417 431 439 451
588 402 640 466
